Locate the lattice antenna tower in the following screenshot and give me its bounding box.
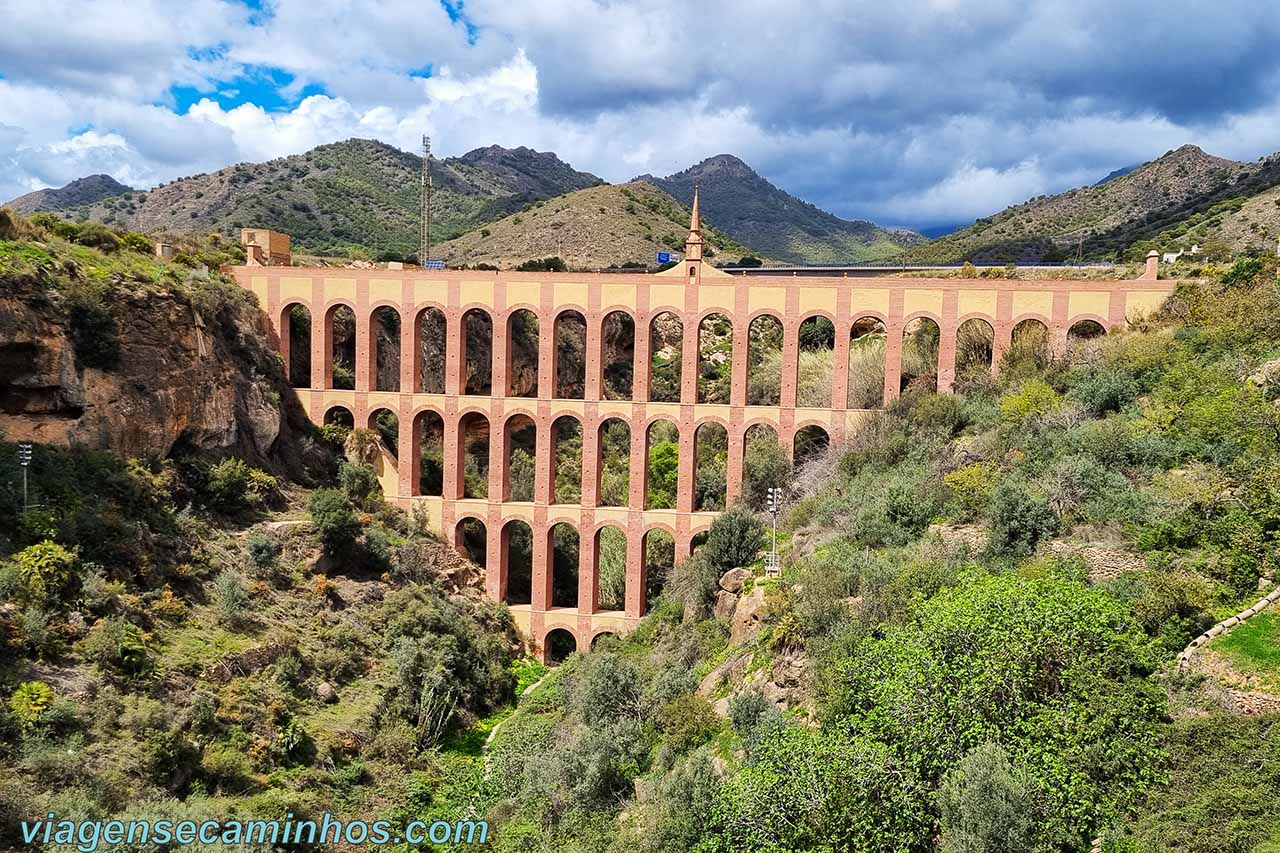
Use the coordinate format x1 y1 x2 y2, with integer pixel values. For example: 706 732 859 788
420 134 433 265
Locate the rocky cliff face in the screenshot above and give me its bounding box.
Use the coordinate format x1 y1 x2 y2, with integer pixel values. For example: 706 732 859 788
0 276 318 477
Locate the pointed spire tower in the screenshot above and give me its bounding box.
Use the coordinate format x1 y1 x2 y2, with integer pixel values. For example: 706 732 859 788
658 180 729 279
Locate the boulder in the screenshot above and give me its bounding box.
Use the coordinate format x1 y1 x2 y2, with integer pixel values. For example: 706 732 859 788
316 681 337 703
731 586 768 645
719 568 750 593
713 590 739 621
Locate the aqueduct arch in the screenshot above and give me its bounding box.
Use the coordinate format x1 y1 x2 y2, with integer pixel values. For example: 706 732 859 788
235 192 1174 658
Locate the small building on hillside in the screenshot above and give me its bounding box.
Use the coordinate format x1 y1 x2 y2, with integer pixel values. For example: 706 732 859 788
241 229 292 266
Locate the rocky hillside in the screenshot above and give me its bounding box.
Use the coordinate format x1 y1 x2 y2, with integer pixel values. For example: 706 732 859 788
436 179 754 270
0 212 321 479
13 139 603 259
914 144 1280 263
638 154 924 264
7 174 132 215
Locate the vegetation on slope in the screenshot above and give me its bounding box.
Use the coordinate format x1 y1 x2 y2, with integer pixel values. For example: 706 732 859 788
436 180 754 271
912 145 1280 264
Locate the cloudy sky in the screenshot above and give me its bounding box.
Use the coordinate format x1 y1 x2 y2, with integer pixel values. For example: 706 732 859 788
2 0 1279 231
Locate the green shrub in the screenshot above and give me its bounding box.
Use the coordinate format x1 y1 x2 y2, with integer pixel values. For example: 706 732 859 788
338 461 382 509
742 433 791 510
77 616 150 676
212 569 250 627
987 481 1059 556
938 743 1035 853
658 694 719 753
999 380 1062 425
203 458 278 513
245 532 280 570
66 296 121 369
10 540 78 606
944 463 998 521
702 506 764 572
9 681 55 727
310 489 361 554
1069 367 1139 415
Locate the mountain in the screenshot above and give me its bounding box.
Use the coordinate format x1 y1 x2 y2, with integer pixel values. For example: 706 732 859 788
912 144 1280 263
13 139 603 258
636 154 924 264
7 174 132 214
435 180 754 270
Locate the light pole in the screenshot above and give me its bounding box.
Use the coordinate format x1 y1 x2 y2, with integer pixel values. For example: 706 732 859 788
766 486 781 577
17 442 32 512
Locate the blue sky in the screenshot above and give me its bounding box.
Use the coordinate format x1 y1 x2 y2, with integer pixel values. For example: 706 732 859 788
2 0 1280 230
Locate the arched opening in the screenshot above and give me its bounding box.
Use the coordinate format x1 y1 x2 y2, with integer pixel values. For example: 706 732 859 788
415 307 446 394
1067 319 1107 363
694 421 728 512
454 517 487 567
324 406 354 429
554 310 587 399
900 317 940 392
459 412 490 499
502 520 533 606
595 525 628 611
368 408 399 459
602 311 635 400
544 628 577 665
743 423 787 511
284 304 311 388
690 530 709 555
794 424 830 466
591 632 617 650
372 306 401 392
325 304 356 390
462 308 493 395
504 414 537 502
747 314 784 406
649 311 683 403
644 528 675 613
697 313 733 404
506 309 539 397
956 318 995 385
645 419 680 510
415 410 444 496
552 416 583 504
549 522 580 608
1006 318 1051 373
848 316 886 409
597 418 631 506
797 315 835 407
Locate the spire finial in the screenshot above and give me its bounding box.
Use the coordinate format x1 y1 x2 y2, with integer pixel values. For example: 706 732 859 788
689 182 701 234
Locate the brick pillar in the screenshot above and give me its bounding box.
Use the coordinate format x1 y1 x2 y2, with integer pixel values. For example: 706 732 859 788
634 312 652 402
403 304 419 394
486 519 503 602
493 312 510 400
489 411 507 502
937 290 959 393
398 400 416 498
579 517 598 614
1051 291 1070 357
443 410 463 500
538 309 556 401
882 289 905 403
535 413 553 504
624 525 645 618
1108 290 1127 329
581 406 600 506
832 290 851 411
630 413 648 510
585 304 603 400
726 423 744 506
729 312 748 408
445 310 464 395
681 313 699 404
355 296 372 393
676 413 696 514
321 306 337 390
276 302 291 383
532 519 551 610
781 307 800 407
991 290 1013 378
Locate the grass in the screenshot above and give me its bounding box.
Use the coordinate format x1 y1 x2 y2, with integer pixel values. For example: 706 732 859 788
1213 611 1280 690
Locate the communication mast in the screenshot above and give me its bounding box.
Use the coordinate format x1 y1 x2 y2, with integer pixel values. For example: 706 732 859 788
420 134 432 266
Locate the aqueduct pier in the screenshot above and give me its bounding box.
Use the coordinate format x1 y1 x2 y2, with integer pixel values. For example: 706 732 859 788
233 219 1174 660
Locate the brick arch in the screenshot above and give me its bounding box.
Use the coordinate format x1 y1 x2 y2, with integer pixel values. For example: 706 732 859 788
1067 313 1109 331
956 311 997 326
367 298 402 315
796 308 838 325
540 625 581 664
901 309 943 326
848 310 889 328
1010 311 1052 327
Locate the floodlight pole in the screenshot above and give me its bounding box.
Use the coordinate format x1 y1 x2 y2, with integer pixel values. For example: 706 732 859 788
17 442 32 512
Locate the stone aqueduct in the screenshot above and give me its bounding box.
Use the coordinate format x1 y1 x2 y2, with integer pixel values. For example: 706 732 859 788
233 218 1174 660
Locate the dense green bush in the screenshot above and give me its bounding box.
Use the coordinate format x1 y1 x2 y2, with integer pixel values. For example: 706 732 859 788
308 489 360 554
938 743 1035 853
702 506 764 572
987 480 1059 556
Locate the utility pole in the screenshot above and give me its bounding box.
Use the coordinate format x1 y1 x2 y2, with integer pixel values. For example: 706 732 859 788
420 134 432 266
766 486 781 577
17 442 32 512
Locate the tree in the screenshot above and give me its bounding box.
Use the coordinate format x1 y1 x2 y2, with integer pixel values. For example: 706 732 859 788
938 743 1035 853
309 489 360 554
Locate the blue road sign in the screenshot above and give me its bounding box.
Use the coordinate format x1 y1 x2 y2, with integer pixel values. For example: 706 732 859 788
656 251 671 264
